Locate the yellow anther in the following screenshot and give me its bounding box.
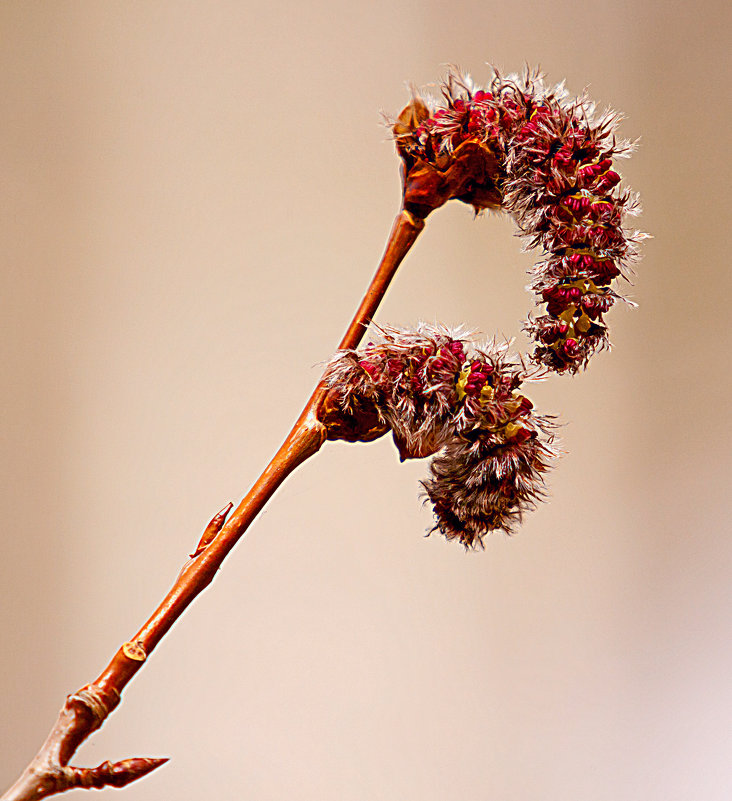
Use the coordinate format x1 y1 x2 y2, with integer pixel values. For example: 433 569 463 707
455 365 471 402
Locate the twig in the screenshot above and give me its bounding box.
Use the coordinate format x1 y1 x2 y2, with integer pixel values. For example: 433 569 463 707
2 208 425 801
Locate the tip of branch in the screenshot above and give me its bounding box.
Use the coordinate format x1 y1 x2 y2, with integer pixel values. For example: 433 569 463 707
95 757 170 789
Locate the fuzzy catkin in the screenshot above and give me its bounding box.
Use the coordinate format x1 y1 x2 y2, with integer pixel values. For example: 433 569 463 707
423 415 556 548
321 325 558 548
393 68 645 373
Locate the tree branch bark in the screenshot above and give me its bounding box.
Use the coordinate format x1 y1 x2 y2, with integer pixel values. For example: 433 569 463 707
2 209 424 801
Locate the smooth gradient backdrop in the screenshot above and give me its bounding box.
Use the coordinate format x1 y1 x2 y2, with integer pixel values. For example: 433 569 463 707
2 2 730 799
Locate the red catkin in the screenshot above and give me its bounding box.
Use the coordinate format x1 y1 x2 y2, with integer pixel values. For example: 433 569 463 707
393 68 645 373
321 325 558 548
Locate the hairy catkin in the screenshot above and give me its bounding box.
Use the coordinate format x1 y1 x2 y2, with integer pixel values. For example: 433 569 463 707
394 68 645 373
423 411 556 548
321 325 558 548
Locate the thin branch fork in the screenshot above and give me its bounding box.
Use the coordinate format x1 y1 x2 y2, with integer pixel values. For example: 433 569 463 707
2 209 425 801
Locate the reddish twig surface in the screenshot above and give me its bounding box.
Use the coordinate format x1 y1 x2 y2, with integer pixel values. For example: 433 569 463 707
2 209 425 801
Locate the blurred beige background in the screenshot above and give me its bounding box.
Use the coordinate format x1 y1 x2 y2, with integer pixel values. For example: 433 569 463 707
1 1 730 799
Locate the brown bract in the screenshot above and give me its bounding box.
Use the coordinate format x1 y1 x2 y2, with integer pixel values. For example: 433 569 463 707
394 100 503 218
320 385 442 459
320 386 389 444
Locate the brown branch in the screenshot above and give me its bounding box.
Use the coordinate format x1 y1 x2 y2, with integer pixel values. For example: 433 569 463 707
2 208 425 801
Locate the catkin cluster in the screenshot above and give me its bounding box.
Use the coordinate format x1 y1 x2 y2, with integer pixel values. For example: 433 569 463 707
320 68 644 546
321 325 557 548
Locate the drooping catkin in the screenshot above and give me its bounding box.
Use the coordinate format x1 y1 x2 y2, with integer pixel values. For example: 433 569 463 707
392 68 645 373
321 325 558 548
